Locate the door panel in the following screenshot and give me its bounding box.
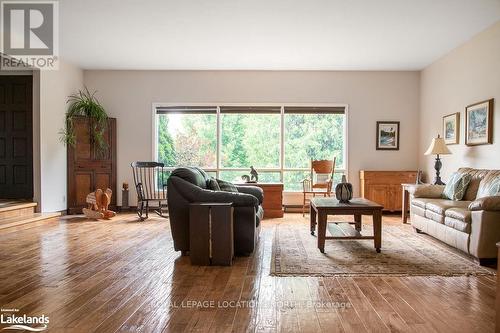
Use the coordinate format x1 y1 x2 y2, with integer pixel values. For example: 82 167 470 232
0 76 33 199
367 185 388 209
95 172 111 191
75 172 93 206
390 185 403 211
74 118 92 160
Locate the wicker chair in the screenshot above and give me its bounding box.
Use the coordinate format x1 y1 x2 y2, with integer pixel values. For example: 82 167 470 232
302 158 336 216
131 161 168 220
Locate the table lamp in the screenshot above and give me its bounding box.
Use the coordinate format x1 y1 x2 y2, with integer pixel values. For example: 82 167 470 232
424 134 451 185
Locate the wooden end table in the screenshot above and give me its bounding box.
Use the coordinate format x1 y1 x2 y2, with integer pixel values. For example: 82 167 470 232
189 203 234 266
310 197 383 253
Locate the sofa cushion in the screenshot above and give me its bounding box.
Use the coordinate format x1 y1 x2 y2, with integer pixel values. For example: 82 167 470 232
425 210 445 224
425 199 471 215
457 167 490 201
444 217 470 233
170 167 210 189
207 177 221 191
442 172 472 200
412 198 434 209
444 207 471 233
411 204 426 218
216 179 239 193
445 207 471 223
477 170 500 198
409 185 445 198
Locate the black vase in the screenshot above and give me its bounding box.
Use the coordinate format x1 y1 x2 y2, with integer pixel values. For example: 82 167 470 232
335 175 353 203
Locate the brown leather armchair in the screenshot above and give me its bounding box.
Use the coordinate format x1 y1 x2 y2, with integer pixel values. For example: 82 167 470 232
167 167 263 255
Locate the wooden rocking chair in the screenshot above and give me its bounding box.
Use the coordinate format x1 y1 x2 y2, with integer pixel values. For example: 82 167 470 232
131 161 169 220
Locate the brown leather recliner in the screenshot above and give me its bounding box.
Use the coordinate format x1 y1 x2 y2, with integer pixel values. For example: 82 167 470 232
167 167 263 255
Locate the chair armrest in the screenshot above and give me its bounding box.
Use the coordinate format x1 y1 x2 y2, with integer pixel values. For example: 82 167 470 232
469 196 500 211
169 177 258 207
235 185 264 205
408 184 445 198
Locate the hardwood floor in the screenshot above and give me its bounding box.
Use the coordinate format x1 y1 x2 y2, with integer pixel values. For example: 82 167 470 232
0 214 495 332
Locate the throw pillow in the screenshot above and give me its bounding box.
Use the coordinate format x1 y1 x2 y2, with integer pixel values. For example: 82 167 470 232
442 172 472 201
481 176 500 197
216 179 239 193
207 177 221 191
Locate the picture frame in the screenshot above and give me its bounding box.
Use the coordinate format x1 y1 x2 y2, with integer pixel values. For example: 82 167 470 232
442 112 460 145
465 99 494 146
376 121 400 150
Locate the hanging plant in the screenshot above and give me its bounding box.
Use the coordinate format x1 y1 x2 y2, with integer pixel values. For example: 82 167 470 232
60 87 109 154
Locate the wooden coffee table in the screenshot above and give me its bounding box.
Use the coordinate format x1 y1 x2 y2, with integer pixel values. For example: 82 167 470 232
310 197 383 253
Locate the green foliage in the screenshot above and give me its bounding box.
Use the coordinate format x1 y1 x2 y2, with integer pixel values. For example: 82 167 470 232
157 114 217 167
157 112 345 190
157 116 176 166
285 114 344 168
221 114 280 168
60 87 108 154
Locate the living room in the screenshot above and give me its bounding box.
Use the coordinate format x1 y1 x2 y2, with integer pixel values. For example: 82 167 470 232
0 0 499 332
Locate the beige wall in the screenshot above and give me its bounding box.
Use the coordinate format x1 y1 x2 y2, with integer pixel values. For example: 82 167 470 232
39 60 83 212
84 70 420 205
420 21 500 181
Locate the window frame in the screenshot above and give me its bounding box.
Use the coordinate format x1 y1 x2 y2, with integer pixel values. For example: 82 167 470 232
152 103 349 193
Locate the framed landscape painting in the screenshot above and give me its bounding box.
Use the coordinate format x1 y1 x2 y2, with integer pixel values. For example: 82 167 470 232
376 121 400 150
465 99 494 146
443 112 460 145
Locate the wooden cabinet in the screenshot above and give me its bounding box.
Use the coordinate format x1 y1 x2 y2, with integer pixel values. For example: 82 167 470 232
237 183 283 218
67 117 117 214
359 171 417 211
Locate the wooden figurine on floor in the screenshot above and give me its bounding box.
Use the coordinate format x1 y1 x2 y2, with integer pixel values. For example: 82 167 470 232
82 188 116 220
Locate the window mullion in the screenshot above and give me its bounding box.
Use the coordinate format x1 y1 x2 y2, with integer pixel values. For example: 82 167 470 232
216 106 221 178
280 106 285 182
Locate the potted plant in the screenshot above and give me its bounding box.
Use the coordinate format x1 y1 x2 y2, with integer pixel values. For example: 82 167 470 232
60 87 109 154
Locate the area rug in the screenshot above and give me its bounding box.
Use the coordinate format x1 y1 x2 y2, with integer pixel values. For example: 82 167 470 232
270 219 495 277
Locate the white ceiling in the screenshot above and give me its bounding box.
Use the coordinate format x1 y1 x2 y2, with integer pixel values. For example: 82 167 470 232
60 0 500 70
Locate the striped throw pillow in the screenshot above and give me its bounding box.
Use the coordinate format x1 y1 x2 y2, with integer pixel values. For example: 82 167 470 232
481 176 500 197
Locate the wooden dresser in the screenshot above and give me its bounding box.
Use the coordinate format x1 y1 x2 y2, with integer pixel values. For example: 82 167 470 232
359 171 417 212
237 183 284 218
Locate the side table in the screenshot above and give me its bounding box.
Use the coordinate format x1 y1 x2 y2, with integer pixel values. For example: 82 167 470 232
189 203 234 266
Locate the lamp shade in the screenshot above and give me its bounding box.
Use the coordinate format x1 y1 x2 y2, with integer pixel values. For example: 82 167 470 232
425 135 451 155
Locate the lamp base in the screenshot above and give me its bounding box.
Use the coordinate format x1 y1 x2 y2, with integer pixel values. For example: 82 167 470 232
433 178 445 185
433 155 445 185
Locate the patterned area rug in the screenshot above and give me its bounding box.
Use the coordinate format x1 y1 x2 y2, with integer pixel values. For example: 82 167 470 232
271 219 494 277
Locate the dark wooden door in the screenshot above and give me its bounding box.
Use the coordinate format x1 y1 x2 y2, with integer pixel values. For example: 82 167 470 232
67 116 116 214
0 76 33 199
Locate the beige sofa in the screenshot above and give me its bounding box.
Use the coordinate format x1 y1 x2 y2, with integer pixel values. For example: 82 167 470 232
409 168 500 264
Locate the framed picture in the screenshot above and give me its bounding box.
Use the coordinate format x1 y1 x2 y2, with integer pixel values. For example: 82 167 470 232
376 121 400 150
443 112 460 145
465 99 494 146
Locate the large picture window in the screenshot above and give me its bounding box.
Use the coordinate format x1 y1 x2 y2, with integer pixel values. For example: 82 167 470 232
155 105 347 192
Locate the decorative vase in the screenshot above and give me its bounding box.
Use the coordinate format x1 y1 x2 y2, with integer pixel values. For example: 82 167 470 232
335 175 353 203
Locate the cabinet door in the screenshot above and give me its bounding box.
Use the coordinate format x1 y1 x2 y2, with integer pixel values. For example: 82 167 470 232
95 171 112 192
390 185 403 211
367 185 389 208
73 171 93 208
